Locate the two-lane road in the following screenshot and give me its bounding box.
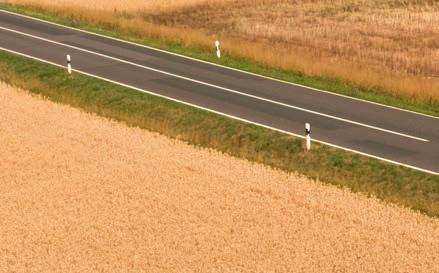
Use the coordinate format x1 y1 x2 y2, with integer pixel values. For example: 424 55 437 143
0 9 437 174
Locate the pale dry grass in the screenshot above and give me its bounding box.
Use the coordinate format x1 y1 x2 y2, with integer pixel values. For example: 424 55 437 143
1 82 438 272
4 0 439 100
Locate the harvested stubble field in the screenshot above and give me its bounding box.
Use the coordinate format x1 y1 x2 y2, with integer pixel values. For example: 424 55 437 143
1 83 438 272
4 0 439 100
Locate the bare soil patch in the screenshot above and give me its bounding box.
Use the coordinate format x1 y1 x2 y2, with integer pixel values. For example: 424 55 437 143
0 82 438 272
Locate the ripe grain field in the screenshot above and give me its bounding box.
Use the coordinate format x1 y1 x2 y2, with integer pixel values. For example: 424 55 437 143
3 0 439 101
0 82 438 272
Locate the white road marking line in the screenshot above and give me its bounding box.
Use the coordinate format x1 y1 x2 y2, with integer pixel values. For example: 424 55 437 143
0 26 430 143
1 8 438 120
1 46 437 175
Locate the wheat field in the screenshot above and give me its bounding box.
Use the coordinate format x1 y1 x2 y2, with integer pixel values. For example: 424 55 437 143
1 82 438 272
4 0 439 100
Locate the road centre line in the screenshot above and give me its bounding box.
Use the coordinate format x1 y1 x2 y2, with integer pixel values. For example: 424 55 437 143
1 46 437 175
0 26 429 143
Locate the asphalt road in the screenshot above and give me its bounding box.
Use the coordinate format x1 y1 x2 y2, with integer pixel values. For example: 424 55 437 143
0 9 438 174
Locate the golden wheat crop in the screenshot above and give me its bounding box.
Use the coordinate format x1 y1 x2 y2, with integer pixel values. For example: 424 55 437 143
0 82 438 272
4 0 439 100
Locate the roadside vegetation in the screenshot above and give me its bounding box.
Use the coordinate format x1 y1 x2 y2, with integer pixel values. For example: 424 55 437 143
0 50 437 217
1 0 439 116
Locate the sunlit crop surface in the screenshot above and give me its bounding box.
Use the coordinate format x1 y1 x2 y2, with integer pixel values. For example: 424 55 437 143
0 82 438 272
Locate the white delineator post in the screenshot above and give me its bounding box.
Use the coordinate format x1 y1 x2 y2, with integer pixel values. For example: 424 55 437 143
215 40 221 59
305 123 311 151
66 54 72 74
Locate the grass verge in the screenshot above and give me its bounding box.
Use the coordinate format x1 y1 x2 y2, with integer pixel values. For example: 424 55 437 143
0 49 438 217
1 3 439 117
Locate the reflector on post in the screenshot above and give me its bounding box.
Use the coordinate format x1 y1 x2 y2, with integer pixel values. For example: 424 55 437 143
215 40 221 59
66 54 72 74
305 123 311 151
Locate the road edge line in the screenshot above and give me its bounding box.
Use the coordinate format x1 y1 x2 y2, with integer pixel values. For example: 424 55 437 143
0 25 430 142
0 8 438 120
1 46 437 175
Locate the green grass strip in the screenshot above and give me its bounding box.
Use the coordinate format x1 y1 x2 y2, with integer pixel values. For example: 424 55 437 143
0 49 437 217
1 3 439 117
